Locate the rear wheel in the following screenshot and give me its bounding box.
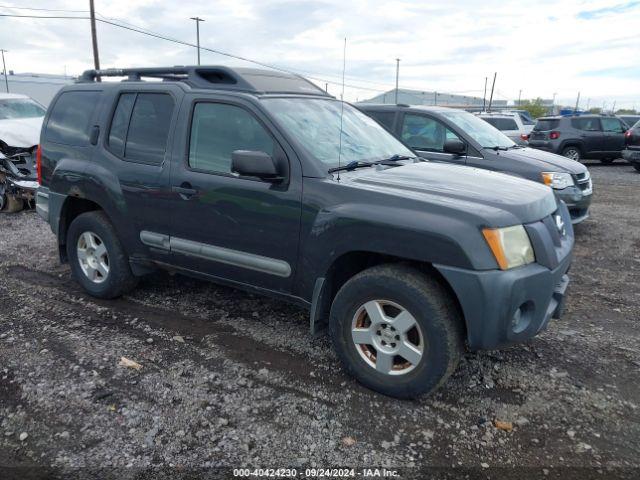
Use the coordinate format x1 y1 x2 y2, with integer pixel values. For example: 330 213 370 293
67 211 138 298
561 146 581 161
329 264 464 399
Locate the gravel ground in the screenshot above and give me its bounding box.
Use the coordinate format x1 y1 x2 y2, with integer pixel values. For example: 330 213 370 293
1 161 639 479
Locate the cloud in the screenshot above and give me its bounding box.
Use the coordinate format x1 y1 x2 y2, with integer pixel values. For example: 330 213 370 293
577 1 640 19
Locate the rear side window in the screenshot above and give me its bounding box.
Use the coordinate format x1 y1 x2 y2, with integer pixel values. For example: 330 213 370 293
188 102 274 174
571 118 601 131
533 119 560 131
601 118 624 133
46 91 100 145
368 111 396 131
483 117 518 131
107 92 174 165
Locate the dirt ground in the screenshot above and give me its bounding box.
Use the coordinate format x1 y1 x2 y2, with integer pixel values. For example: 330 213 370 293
1 161 639 479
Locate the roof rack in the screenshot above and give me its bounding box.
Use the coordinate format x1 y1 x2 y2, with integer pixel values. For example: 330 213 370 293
77 66 331 97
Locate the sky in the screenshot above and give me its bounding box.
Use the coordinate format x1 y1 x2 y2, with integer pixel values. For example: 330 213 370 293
0 0 638 108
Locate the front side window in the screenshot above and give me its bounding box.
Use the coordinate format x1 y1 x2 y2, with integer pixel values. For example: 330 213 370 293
46 91 100 146
261 98 413 168
189 103 274 174
440 110 515 149
0 98 46 120
601 118 624 133
401 114 461 152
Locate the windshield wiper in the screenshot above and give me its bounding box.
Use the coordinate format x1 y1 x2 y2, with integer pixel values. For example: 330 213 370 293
372 154 415 165
483 146 509 151
328 160 373 173
328 155 414 174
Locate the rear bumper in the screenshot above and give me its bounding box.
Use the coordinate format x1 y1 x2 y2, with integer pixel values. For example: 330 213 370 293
435 253 571 351
622 149 640 163
528 140 557 153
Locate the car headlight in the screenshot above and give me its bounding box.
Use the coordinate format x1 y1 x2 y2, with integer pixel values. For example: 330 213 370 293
541 172 574 190
482 225 535 270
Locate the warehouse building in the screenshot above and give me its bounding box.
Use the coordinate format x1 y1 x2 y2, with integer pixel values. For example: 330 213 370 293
0 72 73 106
360 88 508 108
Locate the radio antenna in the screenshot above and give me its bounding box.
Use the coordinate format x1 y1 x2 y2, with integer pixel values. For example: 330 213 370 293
336 37 347 182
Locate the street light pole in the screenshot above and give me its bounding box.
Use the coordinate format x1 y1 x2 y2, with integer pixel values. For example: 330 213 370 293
0 49 8 93
394 58 400 104
190 17 205 65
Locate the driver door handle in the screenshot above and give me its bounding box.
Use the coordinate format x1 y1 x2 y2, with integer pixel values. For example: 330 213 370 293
172 183 197 199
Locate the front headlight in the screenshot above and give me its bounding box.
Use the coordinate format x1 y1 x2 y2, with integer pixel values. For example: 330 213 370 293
482 225 535 270
541 172 574 189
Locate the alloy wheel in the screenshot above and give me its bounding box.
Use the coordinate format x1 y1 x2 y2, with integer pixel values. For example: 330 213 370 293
351 299 424 375
77 231 110 283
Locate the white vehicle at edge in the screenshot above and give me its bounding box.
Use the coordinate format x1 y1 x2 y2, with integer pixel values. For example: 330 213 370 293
0 93 46 212
476 111 534 145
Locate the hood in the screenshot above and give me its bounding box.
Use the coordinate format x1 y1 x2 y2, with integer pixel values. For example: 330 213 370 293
499 147 587 174
346 161 558 226
0 116 44 148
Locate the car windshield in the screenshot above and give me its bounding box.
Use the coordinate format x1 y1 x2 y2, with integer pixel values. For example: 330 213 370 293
261 97 414 168
0 98 46 120
439 110 515 149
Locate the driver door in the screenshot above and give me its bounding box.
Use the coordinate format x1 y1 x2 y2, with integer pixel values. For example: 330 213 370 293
399 113 466 164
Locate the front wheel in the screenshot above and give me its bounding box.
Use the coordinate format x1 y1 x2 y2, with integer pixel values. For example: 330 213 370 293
67 211 138 299
561 146 582 161
329 264 464 399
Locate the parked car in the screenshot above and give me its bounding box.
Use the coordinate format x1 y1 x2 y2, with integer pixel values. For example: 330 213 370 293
358 104 592 224
37 66 573 399
618 115 640 128
477 112 532 145
528 114 627 164
0 93 45 212
622 120 640 172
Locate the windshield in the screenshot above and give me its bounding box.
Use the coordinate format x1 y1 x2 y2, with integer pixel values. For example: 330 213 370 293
261 98 414 168
0 98 46 120
440 110 515 148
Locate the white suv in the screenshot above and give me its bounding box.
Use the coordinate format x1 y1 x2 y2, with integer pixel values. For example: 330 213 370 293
477 112 533 145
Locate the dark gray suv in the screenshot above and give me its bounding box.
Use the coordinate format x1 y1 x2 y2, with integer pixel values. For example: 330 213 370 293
529 114 627 164
36 66 573 398
358 104 592 224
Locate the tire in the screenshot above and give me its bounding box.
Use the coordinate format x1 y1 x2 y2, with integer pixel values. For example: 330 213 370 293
600 158 614 165
0 194 24 213
329 264 464 399
561 146 581 161
66 211 138 299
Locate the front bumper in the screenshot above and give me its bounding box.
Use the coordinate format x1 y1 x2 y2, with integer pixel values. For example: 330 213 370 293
556 186 592 224
436 256 571 351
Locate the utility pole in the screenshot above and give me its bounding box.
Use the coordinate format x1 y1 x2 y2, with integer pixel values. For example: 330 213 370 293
487 72 497 112
89 0 101 81
574 92 580 113
482 77 487 111
190 17 205 65
434 91 437 106
325 82 328 93
518 89 522 107
394 58 400 104
0 49 8 93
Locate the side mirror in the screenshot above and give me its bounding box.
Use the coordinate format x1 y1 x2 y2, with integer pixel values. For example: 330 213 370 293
443 138 467 155
231 150 282 181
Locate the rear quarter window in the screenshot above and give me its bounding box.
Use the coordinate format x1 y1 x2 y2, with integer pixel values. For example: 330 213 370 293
483 117 518 131
533 119 559 131
45 90 100 145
